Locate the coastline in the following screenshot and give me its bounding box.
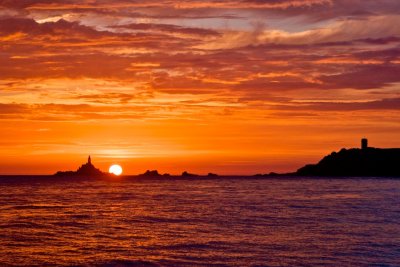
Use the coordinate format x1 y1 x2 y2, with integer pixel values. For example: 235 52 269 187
0 175 399 180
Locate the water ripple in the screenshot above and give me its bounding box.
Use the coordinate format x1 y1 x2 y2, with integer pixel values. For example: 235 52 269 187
0 177 399 266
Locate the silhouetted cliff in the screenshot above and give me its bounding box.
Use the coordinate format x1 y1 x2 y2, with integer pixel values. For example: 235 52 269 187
296 147 400 177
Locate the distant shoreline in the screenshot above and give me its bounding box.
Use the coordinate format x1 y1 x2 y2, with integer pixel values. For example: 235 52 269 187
3 139 399 179
0 175 399 180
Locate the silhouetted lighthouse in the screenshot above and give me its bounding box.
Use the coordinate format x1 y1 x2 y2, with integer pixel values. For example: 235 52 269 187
88 155 92 165
361 138 368 150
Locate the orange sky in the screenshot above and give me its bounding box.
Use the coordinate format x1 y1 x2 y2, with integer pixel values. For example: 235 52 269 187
0 0 400 175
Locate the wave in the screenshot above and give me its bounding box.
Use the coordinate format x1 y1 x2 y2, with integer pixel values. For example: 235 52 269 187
129 216 192 224
92 259 160 267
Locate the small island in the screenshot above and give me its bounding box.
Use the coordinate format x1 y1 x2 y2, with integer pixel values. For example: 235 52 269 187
295 139 400 177
55 156 108 177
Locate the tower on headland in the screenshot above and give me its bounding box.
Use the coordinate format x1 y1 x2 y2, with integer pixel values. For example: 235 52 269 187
88 155 92 165
361 138 368 150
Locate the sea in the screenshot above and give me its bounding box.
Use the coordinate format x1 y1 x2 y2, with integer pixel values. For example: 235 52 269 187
0 176 399 267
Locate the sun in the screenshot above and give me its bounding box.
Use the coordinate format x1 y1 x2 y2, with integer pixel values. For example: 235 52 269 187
109 164 123 176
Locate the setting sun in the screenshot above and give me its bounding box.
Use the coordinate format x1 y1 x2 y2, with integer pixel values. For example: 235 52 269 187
109 164 123 176
1 1 399 266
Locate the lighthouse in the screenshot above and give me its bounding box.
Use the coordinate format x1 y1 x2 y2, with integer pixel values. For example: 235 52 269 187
361 138 368 150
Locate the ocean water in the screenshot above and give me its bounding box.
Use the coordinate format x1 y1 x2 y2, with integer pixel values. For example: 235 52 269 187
0 176 399 267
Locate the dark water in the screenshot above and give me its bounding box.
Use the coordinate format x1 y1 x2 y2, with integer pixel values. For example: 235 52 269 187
0 176 399 267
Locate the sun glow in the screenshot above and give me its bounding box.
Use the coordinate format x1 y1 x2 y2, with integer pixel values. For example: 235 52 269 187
109 164 123 176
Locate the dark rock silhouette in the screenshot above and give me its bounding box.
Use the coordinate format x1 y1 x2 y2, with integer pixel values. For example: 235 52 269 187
296 139 400 177
181 171 199 177
207 172 218 177
55 156 107 177
138 170 171 177
139 170 161 177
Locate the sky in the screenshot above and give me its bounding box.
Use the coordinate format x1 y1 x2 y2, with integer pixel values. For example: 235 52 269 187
0 0 399 175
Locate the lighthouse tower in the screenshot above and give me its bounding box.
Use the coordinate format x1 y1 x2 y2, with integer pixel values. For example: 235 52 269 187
361 138 368 150
88 155 92 165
